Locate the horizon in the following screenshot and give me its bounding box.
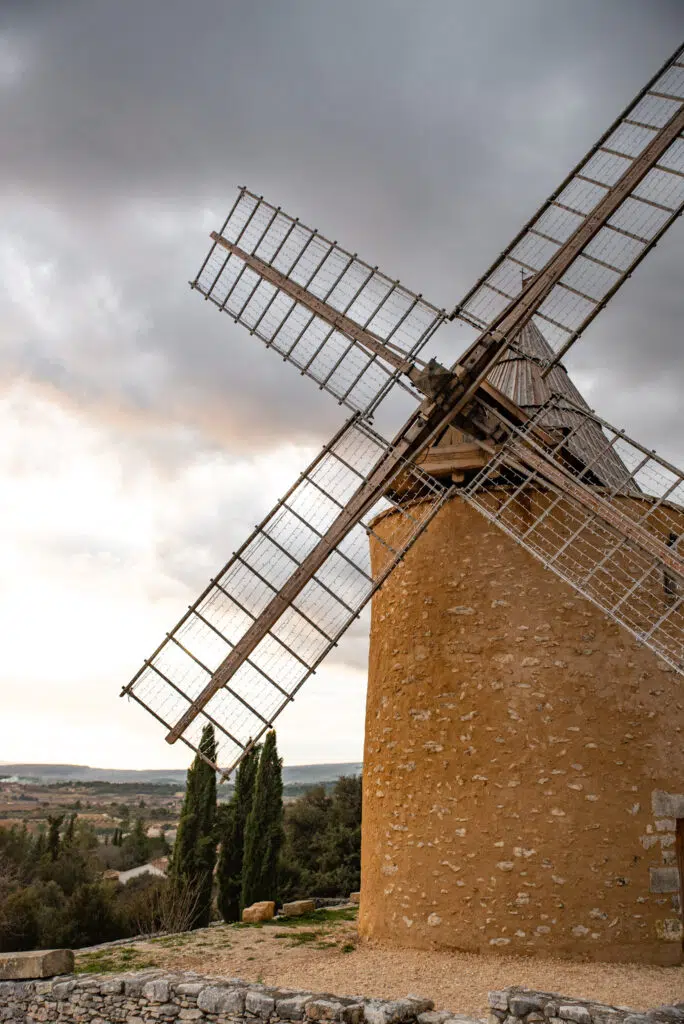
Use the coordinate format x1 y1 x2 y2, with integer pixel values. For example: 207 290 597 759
0 758 362 770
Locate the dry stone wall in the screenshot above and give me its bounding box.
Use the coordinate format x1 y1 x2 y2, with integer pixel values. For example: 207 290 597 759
487 987 684 1024
0 977 682 1024
0 971 443 1024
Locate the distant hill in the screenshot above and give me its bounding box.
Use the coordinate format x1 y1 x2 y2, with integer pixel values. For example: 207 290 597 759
0 762 363 787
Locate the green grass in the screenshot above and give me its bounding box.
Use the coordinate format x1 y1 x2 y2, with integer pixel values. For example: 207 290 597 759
150 934 193 947
261 906 357 929
341 942 355 953
75 947 157 975
284 930 319 945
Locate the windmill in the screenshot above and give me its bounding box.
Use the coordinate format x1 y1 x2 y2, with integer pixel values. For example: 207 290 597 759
123 39 683 770
122 44 684 957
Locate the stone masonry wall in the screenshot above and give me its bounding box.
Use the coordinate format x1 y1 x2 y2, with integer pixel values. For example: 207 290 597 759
0 971 446 1024
361 496 684 963
487 988 683 1024
0 976 682 1024
2 970 679 1024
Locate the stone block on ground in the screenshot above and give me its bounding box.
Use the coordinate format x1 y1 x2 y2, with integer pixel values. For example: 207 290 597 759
0 948 74 980
242 900 276 923
349 891 360 904
282 899 316 917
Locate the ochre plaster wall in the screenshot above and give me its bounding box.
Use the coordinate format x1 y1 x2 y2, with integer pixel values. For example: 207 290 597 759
360 494 684 964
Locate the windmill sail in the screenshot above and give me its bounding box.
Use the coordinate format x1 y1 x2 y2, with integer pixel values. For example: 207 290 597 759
123 417 449 774
452 43 684 368
193 189 445 416
463 395 684 671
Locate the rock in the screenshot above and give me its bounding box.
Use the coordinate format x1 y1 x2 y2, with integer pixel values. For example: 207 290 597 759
510 996 549 1017
52 979 77 999
282 899 317 917
197 985 245 1014
100 978 124 995
0 948 74 980
419 1012 454 1024
489 993 510 1012
306 998 346 1020
343 1003 365 1024
242 900 276 923
558 1006 592 1024
278 994 314 1020
144 979 171 1003
365 998 433 1024
246 989 277 1017
176 981 205 997
649 867 680 893
349 891 361 904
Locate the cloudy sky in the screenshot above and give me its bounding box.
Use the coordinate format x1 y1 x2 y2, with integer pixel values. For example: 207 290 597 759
1 1 682 770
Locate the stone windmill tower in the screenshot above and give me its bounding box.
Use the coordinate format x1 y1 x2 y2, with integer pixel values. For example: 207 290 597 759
124 44 684 963
361 321 684 964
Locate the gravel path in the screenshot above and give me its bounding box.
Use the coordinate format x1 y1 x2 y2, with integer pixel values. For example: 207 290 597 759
97 916 684 1016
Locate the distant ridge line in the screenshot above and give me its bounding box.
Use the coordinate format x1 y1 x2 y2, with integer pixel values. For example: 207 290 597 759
0 761 363 786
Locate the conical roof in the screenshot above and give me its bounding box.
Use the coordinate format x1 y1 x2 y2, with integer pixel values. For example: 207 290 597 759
421 321 635 492
486 321 634 492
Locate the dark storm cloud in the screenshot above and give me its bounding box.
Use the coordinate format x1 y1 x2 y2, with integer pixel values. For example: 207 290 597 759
2 0 684 575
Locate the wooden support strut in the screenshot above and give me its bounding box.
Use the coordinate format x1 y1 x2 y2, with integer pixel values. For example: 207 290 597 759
453 97 684 376
209 232 423 385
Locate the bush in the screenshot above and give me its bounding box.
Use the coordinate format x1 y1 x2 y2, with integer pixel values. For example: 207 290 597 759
279 775 361 902
62 883 123 948
0 882 66 952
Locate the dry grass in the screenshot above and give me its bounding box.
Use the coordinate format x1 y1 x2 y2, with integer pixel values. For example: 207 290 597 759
75 909 684 1016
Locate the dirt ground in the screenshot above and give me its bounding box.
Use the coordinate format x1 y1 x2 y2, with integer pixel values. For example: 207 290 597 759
74 909 684 1016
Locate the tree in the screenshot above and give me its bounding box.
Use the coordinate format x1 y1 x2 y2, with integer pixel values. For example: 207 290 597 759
169 724 217 928
122 818 150 869
216 743 260 921
241 731 283 908
62 814 76 848
46 815 64 862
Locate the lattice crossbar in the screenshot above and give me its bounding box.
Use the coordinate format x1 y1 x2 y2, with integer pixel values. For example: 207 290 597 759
453 45 684 366
463 396 684 672
124 418 449 775
192 189 445 417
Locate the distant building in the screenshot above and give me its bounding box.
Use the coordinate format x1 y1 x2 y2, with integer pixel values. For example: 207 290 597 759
109 862 167 885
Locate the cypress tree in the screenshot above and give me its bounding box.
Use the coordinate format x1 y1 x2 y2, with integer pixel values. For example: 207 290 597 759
241 731 283 908
169 724 218 928
46 815 64 862
216 742 260 922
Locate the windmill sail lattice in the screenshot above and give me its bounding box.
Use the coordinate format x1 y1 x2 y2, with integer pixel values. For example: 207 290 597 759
464 396 684 671
125 418 449 775
453 44 684 367
123 42 684 775
193 190 445 416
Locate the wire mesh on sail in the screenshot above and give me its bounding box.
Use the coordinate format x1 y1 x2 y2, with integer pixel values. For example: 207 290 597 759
192 189 445 417
452 46 684 365
124 417 450 776
463 395 684 672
